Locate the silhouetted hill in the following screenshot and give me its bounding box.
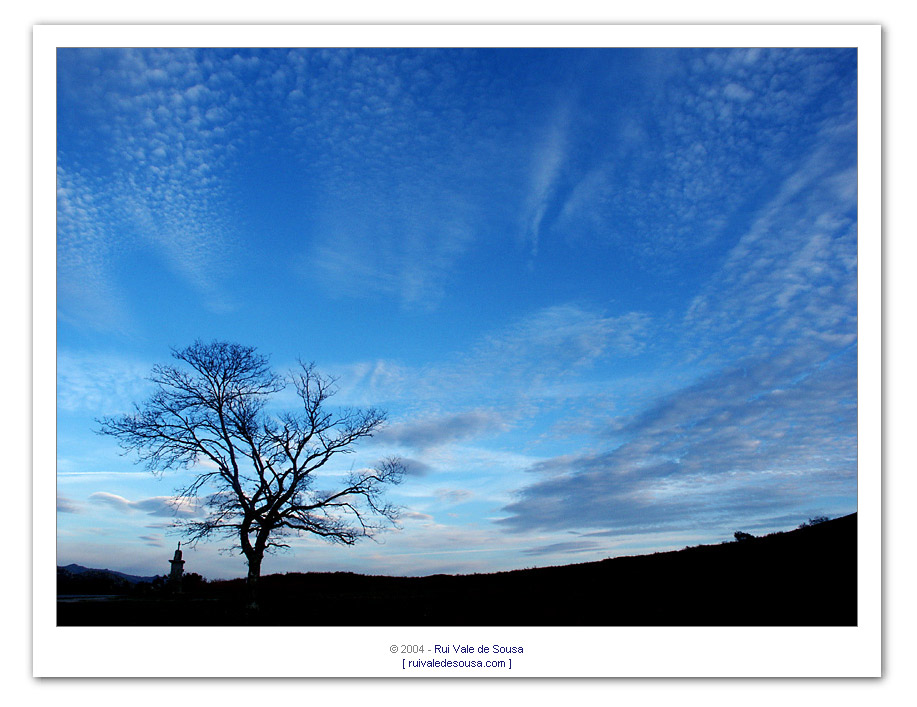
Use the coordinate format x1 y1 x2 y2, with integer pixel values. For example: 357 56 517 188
57 513 857 626
57 564 158 595
60 563 158 583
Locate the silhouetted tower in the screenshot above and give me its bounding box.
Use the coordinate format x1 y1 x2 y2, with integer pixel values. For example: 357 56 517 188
169 541 185 590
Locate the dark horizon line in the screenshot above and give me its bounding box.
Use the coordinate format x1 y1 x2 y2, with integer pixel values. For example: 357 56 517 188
57 511 857 584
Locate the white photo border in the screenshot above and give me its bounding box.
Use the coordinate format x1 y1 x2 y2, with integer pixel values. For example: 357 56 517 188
34 23 881 678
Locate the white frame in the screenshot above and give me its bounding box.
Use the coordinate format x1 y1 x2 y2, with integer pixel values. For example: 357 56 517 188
34 24 881 677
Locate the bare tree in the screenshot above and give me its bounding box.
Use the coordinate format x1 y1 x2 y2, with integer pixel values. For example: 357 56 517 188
98 341 404 602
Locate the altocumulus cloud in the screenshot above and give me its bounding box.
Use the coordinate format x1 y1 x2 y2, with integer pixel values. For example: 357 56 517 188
58 48 252 327
334 303 650 410
57 350 153 414
476 305 650 372
556 48 857 268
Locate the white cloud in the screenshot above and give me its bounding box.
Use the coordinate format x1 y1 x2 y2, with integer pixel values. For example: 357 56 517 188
89 492 202 518
723 82 754 101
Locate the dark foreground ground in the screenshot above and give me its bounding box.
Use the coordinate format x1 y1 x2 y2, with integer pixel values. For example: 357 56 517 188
58 513 856 626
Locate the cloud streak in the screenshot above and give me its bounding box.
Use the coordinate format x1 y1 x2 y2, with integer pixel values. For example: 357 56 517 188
499 341 856 535
89 492 202 518
57 496 81 514
380 410 509 450
522 102 571 260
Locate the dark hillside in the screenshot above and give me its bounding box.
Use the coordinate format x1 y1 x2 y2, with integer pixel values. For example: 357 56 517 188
57 564 158 595
57 513 856 626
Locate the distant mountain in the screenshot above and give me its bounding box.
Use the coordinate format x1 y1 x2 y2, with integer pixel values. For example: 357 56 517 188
57 564 159 595
59 563 158 584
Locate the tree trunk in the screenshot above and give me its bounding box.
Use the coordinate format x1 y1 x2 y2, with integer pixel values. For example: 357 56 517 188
246 552 262 610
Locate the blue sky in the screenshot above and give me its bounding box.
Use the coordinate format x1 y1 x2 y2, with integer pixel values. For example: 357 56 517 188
56 47 858 580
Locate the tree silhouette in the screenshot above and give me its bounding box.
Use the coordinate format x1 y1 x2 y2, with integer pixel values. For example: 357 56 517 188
98 340 404 603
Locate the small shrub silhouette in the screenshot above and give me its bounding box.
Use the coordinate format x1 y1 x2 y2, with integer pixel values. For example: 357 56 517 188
798 516 830 529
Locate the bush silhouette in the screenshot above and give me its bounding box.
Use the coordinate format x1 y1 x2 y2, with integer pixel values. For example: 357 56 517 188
798 516 830 529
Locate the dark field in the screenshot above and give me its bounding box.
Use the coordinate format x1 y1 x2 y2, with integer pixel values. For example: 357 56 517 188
57 513 856 626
